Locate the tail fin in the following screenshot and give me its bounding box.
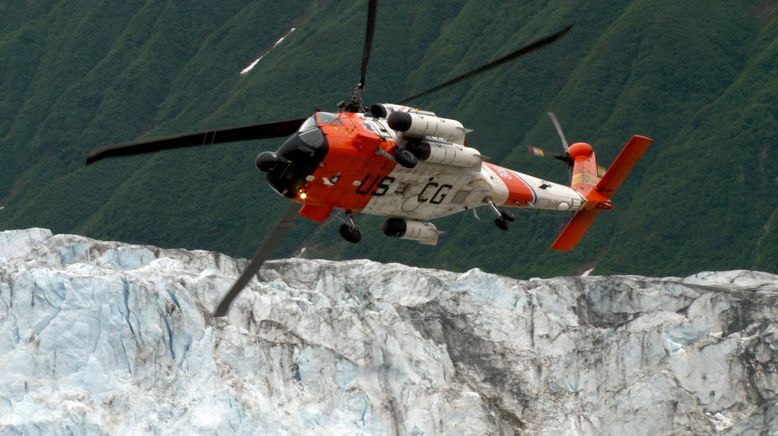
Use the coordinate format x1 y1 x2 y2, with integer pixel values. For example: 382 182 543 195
567 142 599 194
552 135 653 251
595 135 653 198
551 209 601 251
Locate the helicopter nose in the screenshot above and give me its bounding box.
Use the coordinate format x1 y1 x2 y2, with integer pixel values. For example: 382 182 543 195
255 151 280 172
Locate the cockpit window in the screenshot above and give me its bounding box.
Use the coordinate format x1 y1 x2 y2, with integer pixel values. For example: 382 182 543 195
295 115 325 148
298 116 317 132
299 128 324 147
268 121 329 199
316 112 341 124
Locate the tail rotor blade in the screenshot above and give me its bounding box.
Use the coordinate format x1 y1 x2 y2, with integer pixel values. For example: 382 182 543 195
526 144 573 181
547 112 569 151
85 118 305 165
546 112 573 182
214 203 299 317
528 146 546 157
527 145 569 164
531 117 606 181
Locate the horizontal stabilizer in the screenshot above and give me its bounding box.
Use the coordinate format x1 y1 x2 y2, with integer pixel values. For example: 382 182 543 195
596 135 653 198
551 134 652 251
551 209 601 251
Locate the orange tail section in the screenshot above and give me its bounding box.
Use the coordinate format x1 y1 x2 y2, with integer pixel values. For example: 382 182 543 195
552 135 653 251
595 135 653 198
551 209 601 251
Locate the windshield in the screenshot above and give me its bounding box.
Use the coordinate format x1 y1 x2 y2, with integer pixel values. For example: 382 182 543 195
316 112 341 124
298 116 317 132
268 126 329 198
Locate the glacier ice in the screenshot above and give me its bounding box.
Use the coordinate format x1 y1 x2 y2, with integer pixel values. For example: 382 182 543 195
0 228 776 434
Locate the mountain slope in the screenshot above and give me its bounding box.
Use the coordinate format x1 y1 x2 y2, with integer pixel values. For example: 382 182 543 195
0 1 775 277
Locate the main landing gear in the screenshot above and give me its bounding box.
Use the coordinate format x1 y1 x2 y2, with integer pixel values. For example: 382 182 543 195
339 214 362 243
394 147 418 169
487 199 515 231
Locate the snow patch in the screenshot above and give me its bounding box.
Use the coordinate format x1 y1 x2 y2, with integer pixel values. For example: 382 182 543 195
240 27 296 76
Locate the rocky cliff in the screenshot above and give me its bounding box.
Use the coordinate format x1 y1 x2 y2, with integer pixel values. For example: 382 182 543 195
0 229 776 434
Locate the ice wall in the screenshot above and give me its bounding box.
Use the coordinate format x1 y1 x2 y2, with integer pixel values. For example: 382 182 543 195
0 229 776 434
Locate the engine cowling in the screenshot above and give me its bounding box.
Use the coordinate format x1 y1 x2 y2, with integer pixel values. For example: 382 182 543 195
382 218 440 246
405 140 482 168
369 103 435 119
387 111 467 145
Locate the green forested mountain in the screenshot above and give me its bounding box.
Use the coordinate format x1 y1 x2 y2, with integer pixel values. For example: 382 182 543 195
1 1 776 277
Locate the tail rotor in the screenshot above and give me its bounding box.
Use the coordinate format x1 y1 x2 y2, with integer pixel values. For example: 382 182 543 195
526 113 604 180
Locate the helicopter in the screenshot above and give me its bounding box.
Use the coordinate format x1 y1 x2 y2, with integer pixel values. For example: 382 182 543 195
85 0 652 316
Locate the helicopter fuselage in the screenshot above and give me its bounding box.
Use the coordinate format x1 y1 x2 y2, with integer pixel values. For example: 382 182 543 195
259 105 586 231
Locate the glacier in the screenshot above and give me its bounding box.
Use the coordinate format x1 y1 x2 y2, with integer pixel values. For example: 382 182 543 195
0 228 776 435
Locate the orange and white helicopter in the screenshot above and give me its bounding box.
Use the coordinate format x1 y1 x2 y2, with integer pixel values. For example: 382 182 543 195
86 1 651 316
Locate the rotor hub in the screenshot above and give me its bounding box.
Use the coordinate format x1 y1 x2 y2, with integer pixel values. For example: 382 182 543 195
567 142 593 159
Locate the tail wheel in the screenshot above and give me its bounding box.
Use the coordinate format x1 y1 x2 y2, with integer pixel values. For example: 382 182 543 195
339 223 362 243
501 210 515 222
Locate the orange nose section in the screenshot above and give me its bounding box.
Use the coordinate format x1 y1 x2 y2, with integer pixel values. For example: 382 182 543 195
567 142 593 159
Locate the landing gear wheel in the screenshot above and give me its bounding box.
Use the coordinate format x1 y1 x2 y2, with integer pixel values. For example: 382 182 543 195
395 148 418 168
495 217 509 231
339 223 362 243
501 210 515 222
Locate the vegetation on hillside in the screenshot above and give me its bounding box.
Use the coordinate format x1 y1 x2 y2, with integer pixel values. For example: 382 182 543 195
1 0 775 276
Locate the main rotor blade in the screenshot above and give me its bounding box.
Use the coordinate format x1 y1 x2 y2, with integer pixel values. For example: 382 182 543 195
398 24 573 104
359 0 378 90
85 118 305 165
213 203 299 317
